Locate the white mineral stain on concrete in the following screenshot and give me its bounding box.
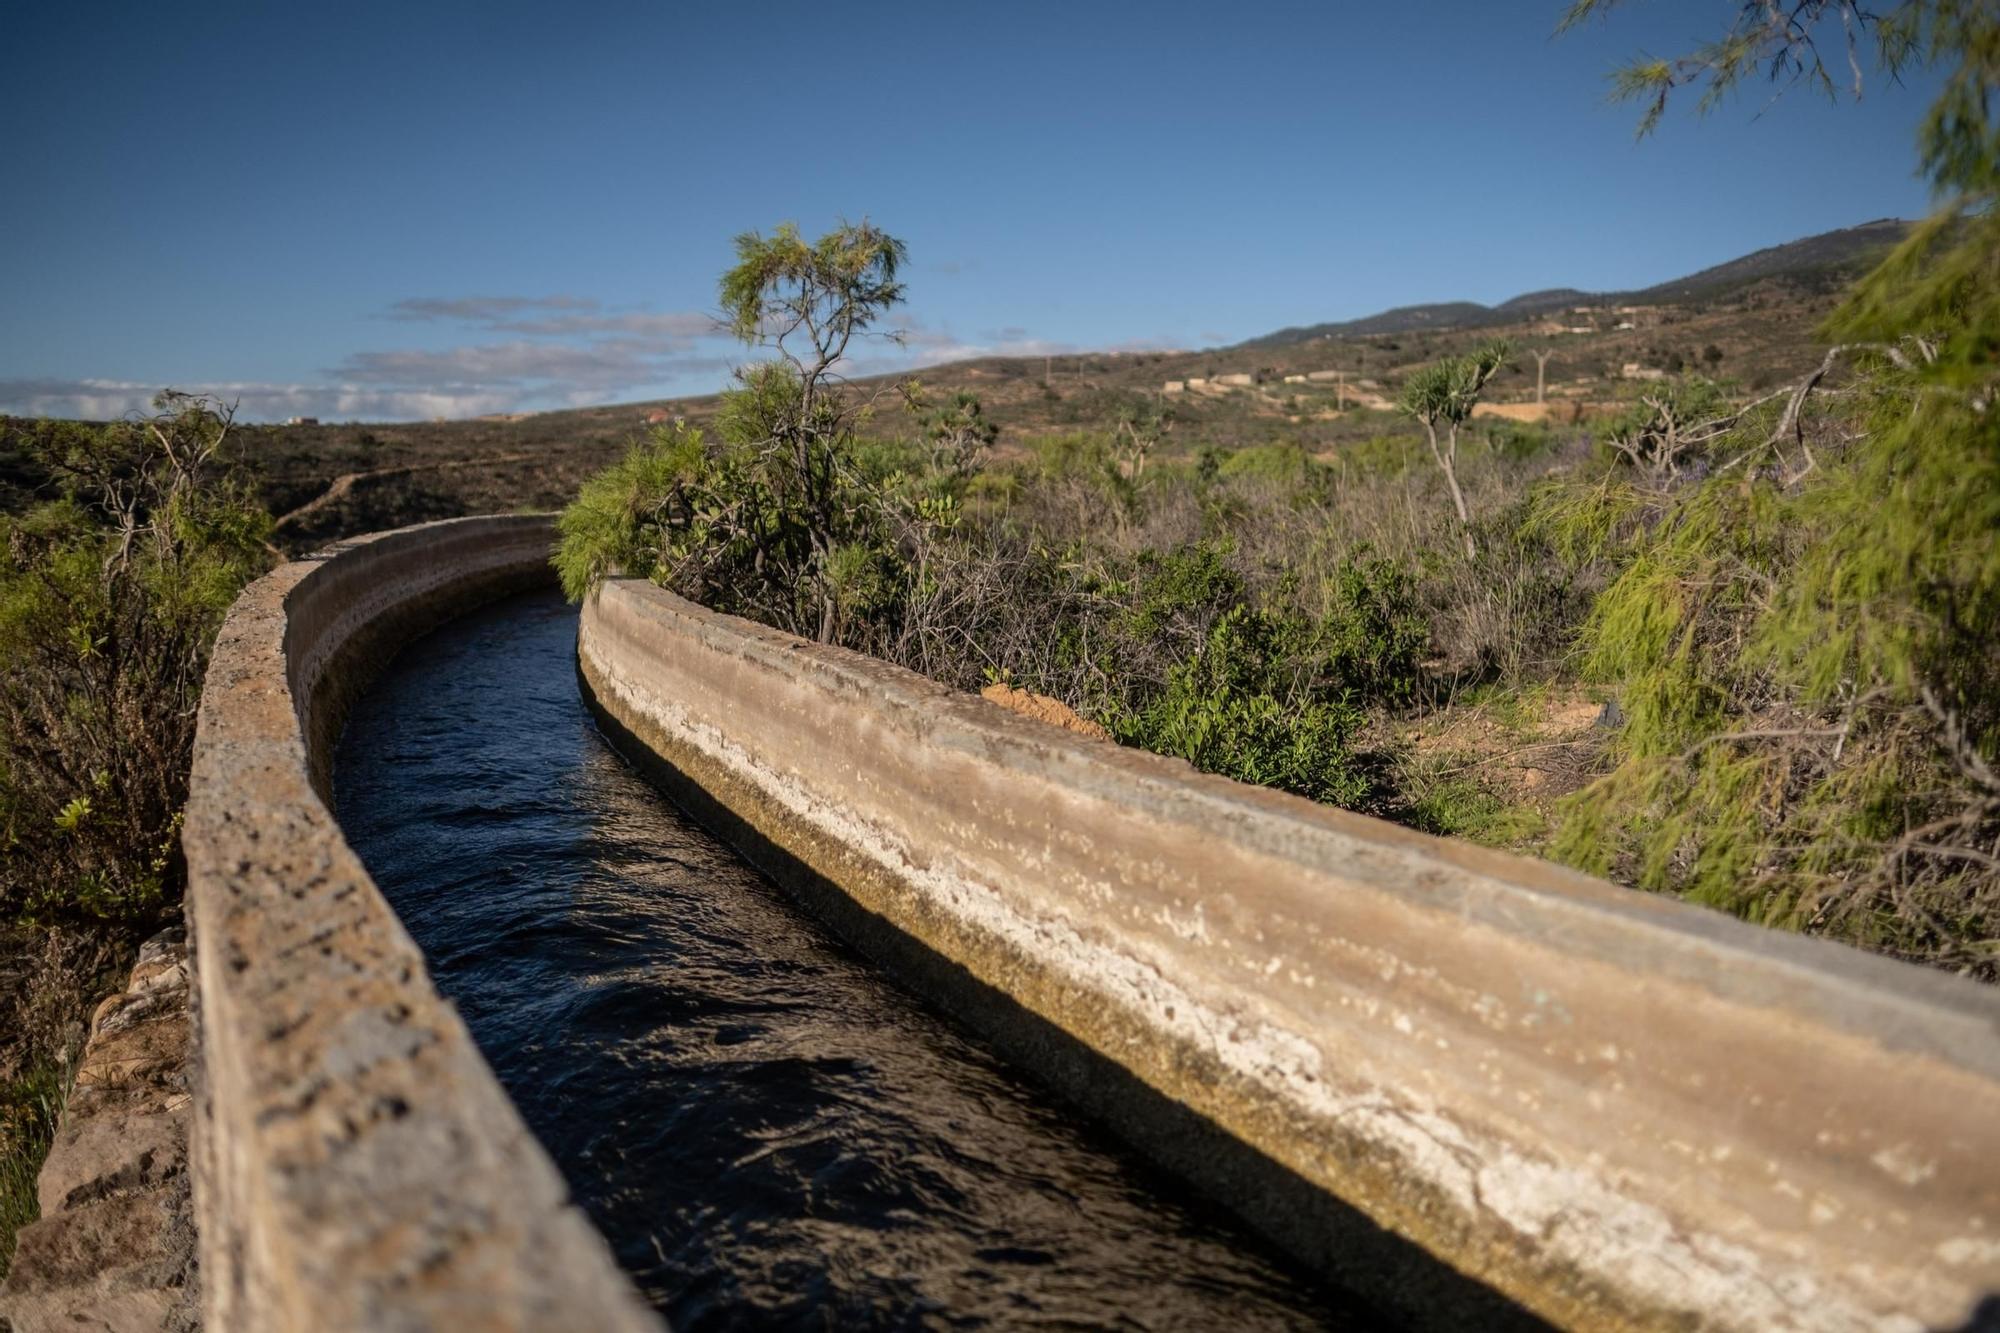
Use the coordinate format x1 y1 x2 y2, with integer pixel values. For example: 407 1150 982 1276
1873 1144 1939 1187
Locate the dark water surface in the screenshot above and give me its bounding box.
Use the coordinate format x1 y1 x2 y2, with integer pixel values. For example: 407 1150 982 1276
333 589 1361 1331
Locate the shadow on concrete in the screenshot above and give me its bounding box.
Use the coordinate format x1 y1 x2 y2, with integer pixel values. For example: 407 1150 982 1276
1941 1296 2000 1332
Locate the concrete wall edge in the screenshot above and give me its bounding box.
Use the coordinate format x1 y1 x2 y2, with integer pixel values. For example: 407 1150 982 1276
182 516 660 1332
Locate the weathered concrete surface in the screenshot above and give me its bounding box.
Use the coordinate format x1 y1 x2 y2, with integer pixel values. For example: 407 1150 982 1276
580 575 2000 1333
0 929 198 1333
181 517 659 1332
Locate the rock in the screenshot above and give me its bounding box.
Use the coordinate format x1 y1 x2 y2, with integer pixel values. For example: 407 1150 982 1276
0 928 196 1333
38 1112 186 1218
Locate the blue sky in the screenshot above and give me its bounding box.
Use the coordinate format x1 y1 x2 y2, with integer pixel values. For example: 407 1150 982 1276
2 1 1940 422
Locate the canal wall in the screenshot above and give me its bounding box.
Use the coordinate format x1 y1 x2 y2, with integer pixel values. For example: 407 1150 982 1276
180 517 659 1331
579 574 2000 1333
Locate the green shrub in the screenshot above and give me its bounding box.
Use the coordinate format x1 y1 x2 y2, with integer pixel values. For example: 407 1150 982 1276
1337 432 1426 477
0 395 271 928
0 1059 63 1281
1483 419 1559 464
0 396 266 1268
1319 553 1427 707
1022 432 1102 478
1216 441 1328 493
552 419 703 599
1114 605 1370 806
1123 542 1244 647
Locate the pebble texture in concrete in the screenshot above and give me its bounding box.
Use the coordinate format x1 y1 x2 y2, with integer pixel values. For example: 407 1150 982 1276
180 518 659 1332
579 574 2000 1333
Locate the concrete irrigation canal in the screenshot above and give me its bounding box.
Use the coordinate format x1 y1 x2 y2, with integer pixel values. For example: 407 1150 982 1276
332 586 1349 1329
15 515 1995 1331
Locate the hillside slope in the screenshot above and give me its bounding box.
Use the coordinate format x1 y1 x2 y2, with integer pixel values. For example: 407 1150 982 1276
1241 220 1905 348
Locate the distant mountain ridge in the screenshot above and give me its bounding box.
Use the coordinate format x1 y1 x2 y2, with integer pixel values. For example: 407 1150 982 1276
1241 219 1908 349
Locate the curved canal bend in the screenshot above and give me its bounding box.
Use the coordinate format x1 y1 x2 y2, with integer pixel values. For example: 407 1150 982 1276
333 589 1364 1331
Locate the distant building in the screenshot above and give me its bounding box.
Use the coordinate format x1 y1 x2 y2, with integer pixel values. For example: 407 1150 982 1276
1215 373 1254 387
285 416 319 426
644 409 672 424
1621 362 1668 381
1161 380 1186 395
1282 374 1307 384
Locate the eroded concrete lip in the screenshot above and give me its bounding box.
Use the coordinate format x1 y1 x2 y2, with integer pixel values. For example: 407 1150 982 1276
580 574 2000 1333
182 516 660 1332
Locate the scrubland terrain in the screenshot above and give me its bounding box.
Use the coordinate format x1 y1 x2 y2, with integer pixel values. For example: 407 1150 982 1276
0 223 1894 552
548 212 1996 988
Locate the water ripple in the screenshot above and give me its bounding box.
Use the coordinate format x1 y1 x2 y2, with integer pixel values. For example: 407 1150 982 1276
334 590 1364 1330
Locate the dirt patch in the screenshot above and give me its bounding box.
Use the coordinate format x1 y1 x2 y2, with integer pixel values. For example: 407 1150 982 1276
979 684 1111 741
1403 688 1608 816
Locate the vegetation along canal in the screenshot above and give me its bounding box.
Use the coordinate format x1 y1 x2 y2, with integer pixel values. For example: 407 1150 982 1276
334 588 1360 1330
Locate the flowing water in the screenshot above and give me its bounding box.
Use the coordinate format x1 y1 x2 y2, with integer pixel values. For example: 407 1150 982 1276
334 589 1365 1330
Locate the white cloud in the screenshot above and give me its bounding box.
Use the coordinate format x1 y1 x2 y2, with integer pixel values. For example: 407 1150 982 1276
489 311 718 338
7 292 1180 423
386 295 600 323
332 338 716 389
0 377 526 423
384 295 715 340
269 295 735 416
